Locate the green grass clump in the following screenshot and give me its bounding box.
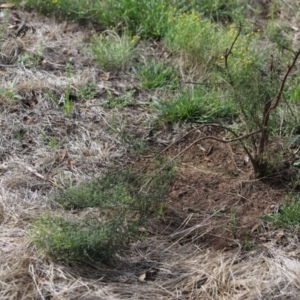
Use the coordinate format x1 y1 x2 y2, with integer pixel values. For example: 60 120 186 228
140 59 179 89
263 196 300 228
12 0 174 38
30 164 174 262
90 30 139 72
198 0 244 22
155 86 237 124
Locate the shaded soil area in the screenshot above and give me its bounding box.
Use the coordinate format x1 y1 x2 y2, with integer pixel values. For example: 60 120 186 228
153 129 291 250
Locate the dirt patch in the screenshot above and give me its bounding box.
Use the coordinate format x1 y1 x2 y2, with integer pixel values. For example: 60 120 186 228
153 129 289 250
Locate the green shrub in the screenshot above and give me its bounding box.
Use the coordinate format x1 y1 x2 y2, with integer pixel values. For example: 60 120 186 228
31 214 132 262
30 164 174 262
165 13 258 70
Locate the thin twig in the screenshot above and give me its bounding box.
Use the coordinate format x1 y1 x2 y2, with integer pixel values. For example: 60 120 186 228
160 127 198 154
224 22 242 69
173 129 261 160
259 49 300 156
139 128 261 193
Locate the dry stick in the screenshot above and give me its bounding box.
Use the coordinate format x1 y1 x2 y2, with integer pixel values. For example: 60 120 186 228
160 127 198 154
173 129 261 160
224 22 242 69
139 128 261 193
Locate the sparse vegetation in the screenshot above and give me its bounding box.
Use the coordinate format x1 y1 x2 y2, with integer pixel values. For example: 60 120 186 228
2 0 300 299
263 196 300 228
31 164 174 262
76 83 97 101
0 78 22 100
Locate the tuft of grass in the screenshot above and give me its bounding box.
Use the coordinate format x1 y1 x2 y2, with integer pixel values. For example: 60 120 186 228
0 78 22 100
198 0 244 23
225 208 238 238
30 163 175 262
90 30 139 72
14 128 26 141
140 59 179 89
47 87 74 117
262 196 300 228
155 86 237 124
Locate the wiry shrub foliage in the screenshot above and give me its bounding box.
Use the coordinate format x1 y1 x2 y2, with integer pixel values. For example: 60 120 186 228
30 163 174 262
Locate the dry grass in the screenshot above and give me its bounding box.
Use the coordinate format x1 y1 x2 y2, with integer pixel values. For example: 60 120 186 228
2 233 300 299
1 7 300 300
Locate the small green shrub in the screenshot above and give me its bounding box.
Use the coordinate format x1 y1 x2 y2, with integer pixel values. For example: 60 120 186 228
140 59 179 89
165 11 219 68
30 164 174 262
31 214 131 262
165 13 258 70
215 23 300 177
76 83 96 101
90 30 139 72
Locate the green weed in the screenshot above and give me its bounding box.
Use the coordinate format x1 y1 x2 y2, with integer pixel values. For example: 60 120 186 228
103 90 136 109
76 83 96 101
0 78 22 100
31 214 132 262
262 196 300 228
47 86 74 117
40 131 65 149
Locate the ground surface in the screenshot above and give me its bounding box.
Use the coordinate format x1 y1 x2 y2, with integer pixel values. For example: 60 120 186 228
1 4 300 300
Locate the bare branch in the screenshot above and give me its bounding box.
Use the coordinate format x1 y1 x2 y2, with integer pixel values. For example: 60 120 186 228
224 22 242 69
173 129 261 162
